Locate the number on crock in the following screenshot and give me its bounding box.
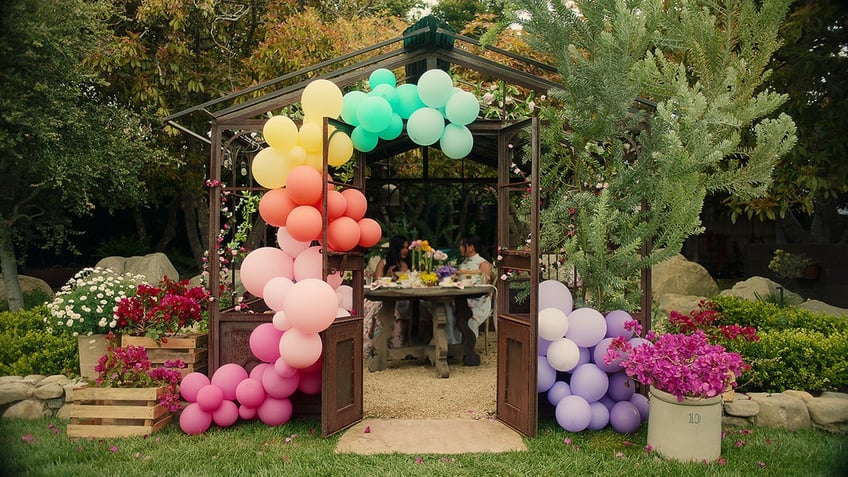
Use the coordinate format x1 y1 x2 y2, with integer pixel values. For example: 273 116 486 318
688 413 702 424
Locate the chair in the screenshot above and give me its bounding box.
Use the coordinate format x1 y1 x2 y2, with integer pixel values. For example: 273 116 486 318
481 286 497 355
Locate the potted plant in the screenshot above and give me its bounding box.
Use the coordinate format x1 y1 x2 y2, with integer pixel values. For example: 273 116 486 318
768 249 815 280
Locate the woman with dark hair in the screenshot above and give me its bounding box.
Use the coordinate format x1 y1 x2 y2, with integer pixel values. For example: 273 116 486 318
364 235 413 353
375 235 411 278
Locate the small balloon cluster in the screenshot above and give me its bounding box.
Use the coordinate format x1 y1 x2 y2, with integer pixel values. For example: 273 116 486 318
536 280 650 434
342 68 480 159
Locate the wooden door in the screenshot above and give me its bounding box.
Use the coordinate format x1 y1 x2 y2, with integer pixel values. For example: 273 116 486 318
321 314 363 436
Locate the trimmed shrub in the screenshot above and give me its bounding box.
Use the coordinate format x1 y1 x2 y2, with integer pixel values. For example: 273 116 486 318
0 306 77 376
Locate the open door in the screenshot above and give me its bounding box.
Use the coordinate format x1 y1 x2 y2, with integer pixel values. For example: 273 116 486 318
321 314 363 436
495 118 540 437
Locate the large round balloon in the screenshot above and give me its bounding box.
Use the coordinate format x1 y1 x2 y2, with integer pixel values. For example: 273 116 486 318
301 79 343 119
607 371 636 402
537 355 556 393
341 91 367 126
262 276 294 312
284 278 339 333
356 96 393 134
630 393 649 422
538 280 574 314
587 401 611 431
439 123 473 159
276 226 310 257
417 68 454 108
538 307 569 341
444 90 480 126
569 363 609 403
395 83 425 119
240 247 294 297
180 372 211 403
609 400 642 434
260 188 298 227
279 329 323 369
257 396 294 426
592 337 624 373
212 400 239 428
180 403 213 435
341 188 367 221
298 121 323 154
261 366 300 399
324 189 347 220
239 405 257 421
249 322 284 363
406 107 445 146
292 246 323 281
210 363 249 401
249 363 270 381
377 113 404 141
357 218 382 248
235 377 266 408
286 166 323 206
298 370 322 395
285 205 322 242
251 147 291 189
335 285 353 311
351 126 378 152
546 337 580 372
369 68 397 89
370 83 399 111
288 145 307 165
605 310 634 339
263 115 299 151
566 307 607 347
327 216 360 252
196 384 224 412
546 380 571 407
327 131 354 167
555 395 592 432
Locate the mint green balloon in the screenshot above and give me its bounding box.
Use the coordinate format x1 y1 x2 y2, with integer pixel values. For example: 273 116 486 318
356 96 393 133
378 113 403 140
341 91 366 126
395 84 425 119
351 126 378 152
445 90 480 126
370 84 399 111
369 68 397 89
416 69 454 109
439 124 473 159
406 107 445 146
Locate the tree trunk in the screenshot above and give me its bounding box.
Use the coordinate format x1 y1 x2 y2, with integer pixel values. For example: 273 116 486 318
777 209 812 244
133 206 149 244
182 192 204 268
155 195 180 252
0 226 24 311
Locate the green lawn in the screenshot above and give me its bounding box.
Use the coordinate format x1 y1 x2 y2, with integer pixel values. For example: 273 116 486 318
1 417 847 476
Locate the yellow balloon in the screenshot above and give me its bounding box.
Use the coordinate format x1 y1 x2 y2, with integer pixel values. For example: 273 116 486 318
263 115 298 151
299 122 323 153
301 79 343 119
251 147 291 189
304 152 323 172
327 131 354 167
288 145 307 165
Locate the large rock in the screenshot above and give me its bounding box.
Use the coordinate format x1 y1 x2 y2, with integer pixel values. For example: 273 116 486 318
96 252 178 283
2 399 50 419
655 293 706 316
0 382 34 406
807 397 848 433
652 254 719 298
719 276 803 305
748 392 811 430
0 275 54 302
796 300 848 317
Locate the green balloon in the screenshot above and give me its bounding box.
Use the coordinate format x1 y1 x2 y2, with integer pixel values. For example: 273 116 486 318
445 91 480 126
370 84 399 111
369 68 397 89
378 113 404 140
416 69 453 109
356 96 393 133
341 91 367 126
407 107 445 146
395 84 425 119
351 126 378 152
439 124 473 159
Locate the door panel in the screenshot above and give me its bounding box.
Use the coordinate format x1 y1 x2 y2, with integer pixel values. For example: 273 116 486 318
321 315 363 437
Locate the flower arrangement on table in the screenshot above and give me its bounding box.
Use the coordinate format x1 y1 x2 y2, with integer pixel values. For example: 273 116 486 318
604 320 751 402
114 276 210 342
46 267 147 336
409 239 435 273
93 333 184 412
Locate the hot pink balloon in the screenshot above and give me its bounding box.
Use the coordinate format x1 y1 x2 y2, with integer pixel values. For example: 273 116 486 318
357 218 382 248
212 400 239 427
249 322 284 363
180 372 211 402
272 310 291 331
239 405 257 420
240 247 293 297
235 377 266 408
284 278 339 333
301 356 323 374
262 366 300 399
293 246 323 282
211 363 249 401
262 276 294 312
279 329 323 369
286 165 323 205
298 370 322 395
257 397 294 426
341 188 367 220
335 285 353 311
286 205 323 242
276 226 310 257
180 403 213 435
196 384 224 412
249 363 270 381
274 356 299 378
326 189 347 220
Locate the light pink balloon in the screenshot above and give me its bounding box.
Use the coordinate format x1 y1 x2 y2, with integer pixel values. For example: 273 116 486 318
235 377 266 408
212 400 239 427
249 322 284 363
272 310 291 331
284 278 339 333
240 247 293 297
262 366 300 399
211 363 249 401
274 356 299 378
257 397 294 426
239 405 257 420
326 271 343 289
249 363 270 381
279 329 323 369
180 372 211 402
196 384 225 412
180 403 212 435
262 276 294 312
276 226 310 257
293 246 323 282
298 370 322 395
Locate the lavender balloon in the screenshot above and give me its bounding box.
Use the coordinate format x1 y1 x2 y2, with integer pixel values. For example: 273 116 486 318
607 371 636 402
576 346 592 368
538 337 552 356
566 308 607 347
605 310 634 338
569 363 609 403
592 337 624 373
537 355 556 393
630 393 650 422
587 401 611 430
609 400 642 434
555 395 592 432
538 280 573 315
547 381 572 406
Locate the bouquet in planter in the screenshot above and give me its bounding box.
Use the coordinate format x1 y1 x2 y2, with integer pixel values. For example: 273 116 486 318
94 333 184 412
114 276 210 342
46 267 147 336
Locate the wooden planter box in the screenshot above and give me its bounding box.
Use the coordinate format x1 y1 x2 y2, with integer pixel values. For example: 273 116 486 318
67 386 172 438
121 333 208 377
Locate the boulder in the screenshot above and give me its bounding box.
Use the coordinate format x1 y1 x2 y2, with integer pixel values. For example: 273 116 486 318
807 397 848 433
0 275 54 302
2 399 49 419
0 382 34 406
718 276 803 305
748 392 811 430
723 396 760 418
33 382 64 400
96 252 178 283
655 293 706 316
796 300 848 317
652 254 719 298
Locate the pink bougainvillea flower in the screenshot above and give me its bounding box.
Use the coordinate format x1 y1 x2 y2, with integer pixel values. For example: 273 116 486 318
645 444 653 453
622 440 632 447
414 456 424 464
109 445 119 453
363 426 371 433
734 440 746 448
21 434 35 444
759 461 766 469
717 457 727 466
563 438 572 445
739 429 753 435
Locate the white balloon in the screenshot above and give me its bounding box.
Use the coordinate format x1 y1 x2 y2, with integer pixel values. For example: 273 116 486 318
538 280 574 314
335 285 353 311
546 337 581 372
538 307 569 341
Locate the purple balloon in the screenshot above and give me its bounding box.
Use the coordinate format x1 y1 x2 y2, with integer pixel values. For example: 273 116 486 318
538 337 552 356
592 338 624 373
555 395 592 432
587 401 611 430
538 280 573 314
547 381 572 406
576 346 592 368
609 400 642 434
600 395 616 411
569 363 609 403
605 310 634 338
566 308 607 347
607 371 636 402
630 393 649 422
537 355 556 393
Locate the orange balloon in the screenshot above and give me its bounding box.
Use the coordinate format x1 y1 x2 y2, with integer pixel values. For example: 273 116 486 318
285 205 323 242
340 188 367 221
357 218 382 248
327 216 360 252
326 189 347 220
286 165 323 205
259 188 297 227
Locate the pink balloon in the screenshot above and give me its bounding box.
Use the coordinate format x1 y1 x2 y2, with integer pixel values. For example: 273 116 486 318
293 246 323 281
262 276 294 312
276 226 310 258
259 188 297 227
341 188 367 220
196 384 225 412
180 403 212 435
274 356 299 378
357 218 382 247
335 285 353 311
326 271 343 289
235 377 267 408
286 205 323 242
240 247 293 297
249 322 284 363
212 400 239 427
257 397 294 426
272 310 291 331
326 189 347 220
262 367 300 399
180 372 211 402
239 405 257 420
249 363 270 380
279 329 323 369
327 216 360 252
298 370 322 395
286 165 323 205
211 363 249 401
300 356 323 374
284 278 339 333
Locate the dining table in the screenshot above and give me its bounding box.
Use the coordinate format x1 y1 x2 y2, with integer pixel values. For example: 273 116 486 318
364 284 492 378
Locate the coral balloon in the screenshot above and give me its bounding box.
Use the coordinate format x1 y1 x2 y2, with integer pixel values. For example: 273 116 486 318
235 377 266 408
325 189 347 220
327 131 354 167
212 400 239 427
262 276 294 312
252 147 291 189
180 403 212 435
285 205 322 243
286 166 323 205
260 188 298 227
263 115 298 151
292 246 323 281
416 68 454 108
240 247 294 297
328 216 360 252
180 372 210 402
279 329 323 369
196 384 224 412
211 363 249 401
257 396 293 426
301 79 343 119
249 322 284 363
276 226 310 257
340 188 367 220
357 218 382 248
284 278 339 333
261 366 300 399
326 271 343 289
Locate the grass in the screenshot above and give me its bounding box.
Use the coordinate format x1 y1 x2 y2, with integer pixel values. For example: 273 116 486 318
1 417 846 476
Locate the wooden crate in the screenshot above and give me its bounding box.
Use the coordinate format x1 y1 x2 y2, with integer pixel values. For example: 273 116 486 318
121 333 208 377
67 386 172 438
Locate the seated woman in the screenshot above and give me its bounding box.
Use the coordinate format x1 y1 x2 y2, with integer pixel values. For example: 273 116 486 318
363 235 413 354
445 235 493 348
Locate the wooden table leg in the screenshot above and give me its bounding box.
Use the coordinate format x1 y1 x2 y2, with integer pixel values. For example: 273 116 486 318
427 300 450 378
455 296 481 366
368 299 395 372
